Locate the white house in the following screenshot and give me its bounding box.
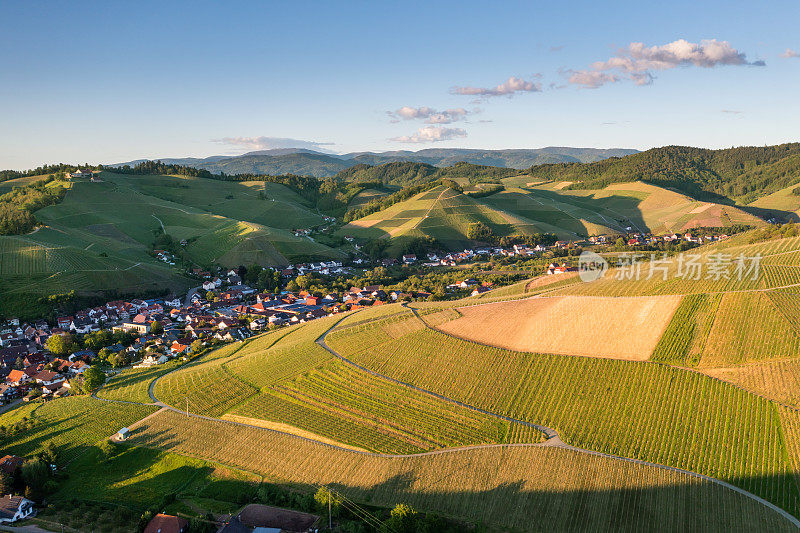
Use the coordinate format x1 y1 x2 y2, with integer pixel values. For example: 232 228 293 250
0 495 35 523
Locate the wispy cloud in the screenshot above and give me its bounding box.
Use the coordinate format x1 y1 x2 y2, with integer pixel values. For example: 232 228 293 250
387 106 474 124
450 76 542 97
550 45 565 52
213 136 334 152
780 48 799 58
390 126 467 143
721 109 743 114
564 70 619 89
566 39 764 88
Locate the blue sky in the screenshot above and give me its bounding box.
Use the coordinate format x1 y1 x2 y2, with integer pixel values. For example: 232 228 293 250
1 0 798 169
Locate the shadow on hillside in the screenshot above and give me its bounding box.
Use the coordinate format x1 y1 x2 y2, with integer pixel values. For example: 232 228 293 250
741 205 800 223
116 428 800 531
497 188 650 234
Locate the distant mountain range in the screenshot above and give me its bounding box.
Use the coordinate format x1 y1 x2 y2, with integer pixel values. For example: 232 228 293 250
113 147 639 178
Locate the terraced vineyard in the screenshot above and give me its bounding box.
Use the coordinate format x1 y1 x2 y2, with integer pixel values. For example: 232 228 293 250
230 360 542 453
650 294 720 365
155 360 258 417
701 292 800 366
327 318 800 514
127 409 798 532
154 312 541 454
96 363 179 404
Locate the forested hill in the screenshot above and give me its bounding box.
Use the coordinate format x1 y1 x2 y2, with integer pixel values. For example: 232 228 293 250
527 143 800 203
334 161 520 186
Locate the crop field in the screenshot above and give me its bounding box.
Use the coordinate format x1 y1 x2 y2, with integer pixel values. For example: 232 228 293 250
650 294 721 365
551 237 800 298
159 313 544 454
127 410 798 531
348 188 389 207
185 221 291 267
2 170 350 318
0 397 157 462
114 173 324 230
749 182 800 214
700 292 800 366
332 303 407 329
326 322 800 514
0 173 51 193
483 188 614 237
327 310 420 358
705 360 800 408
96 363 180 403
226 338 334 388
154 318 340 412
522 181 763 235
436 295 681 360
154 358 258 417
230 359 541 454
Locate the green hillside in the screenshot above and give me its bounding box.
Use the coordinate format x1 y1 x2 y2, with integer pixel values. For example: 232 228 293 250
0 171 345 319
527 143 800 204
339 179 764 245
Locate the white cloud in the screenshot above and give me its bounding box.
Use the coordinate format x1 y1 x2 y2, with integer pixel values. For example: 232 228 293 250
390 126 467 143
565 70 619 89
567 39 763 88
389 106 472 124
721 109 742 114
212 136 334 152
781 48 799 58
450 76 542 97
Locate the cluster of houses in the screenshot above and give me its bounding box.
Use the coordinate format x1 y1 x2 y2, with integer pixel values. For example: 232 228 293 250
590 231 731 247
1 270 471 405
153 248 177 266
0 317 78 403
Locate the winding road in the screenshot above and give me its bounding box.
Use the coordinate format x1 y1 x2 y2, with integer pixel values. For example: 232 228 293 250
90 310 800 529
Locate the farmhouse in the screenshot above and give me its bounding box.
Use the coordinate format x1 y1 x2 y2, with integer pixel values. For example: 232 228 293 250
143 514 188 533
220 504 319 533
67 169 94 179
0 495 34 524
5 370 30 386
0 456 24 476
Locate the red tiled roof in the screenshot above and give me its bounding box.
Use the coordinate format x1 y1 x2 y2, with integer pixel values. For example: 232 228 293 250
143 514 188 533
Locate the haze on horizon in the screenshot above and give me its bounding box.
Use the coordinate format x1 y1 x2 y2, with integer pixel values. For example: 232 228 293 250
1 0 798 170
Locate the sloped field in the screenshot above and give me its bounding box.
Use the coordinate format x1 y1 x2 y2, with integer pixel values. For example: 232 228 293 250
436 295 681 360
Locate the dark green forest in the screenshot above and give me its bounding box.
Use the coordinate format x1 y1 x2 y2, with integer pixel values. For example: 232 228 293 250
527 144 800 203
0 177 67 235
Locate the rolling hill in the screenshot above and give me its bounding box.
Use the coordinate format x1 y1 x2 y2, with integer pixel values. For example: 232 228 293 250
526 143 800 205
0 171 345 319
339 180 765 246
114 147 639 178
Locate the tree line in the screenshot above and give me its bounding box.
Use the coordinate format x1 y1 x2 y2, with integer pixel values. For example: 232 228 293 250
0 176 66 235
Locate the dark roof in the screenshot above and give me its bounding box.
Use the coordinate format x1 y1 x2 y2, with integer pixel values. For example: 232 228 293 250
0 494 31 519
218 517 250 533
238 504 319 532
